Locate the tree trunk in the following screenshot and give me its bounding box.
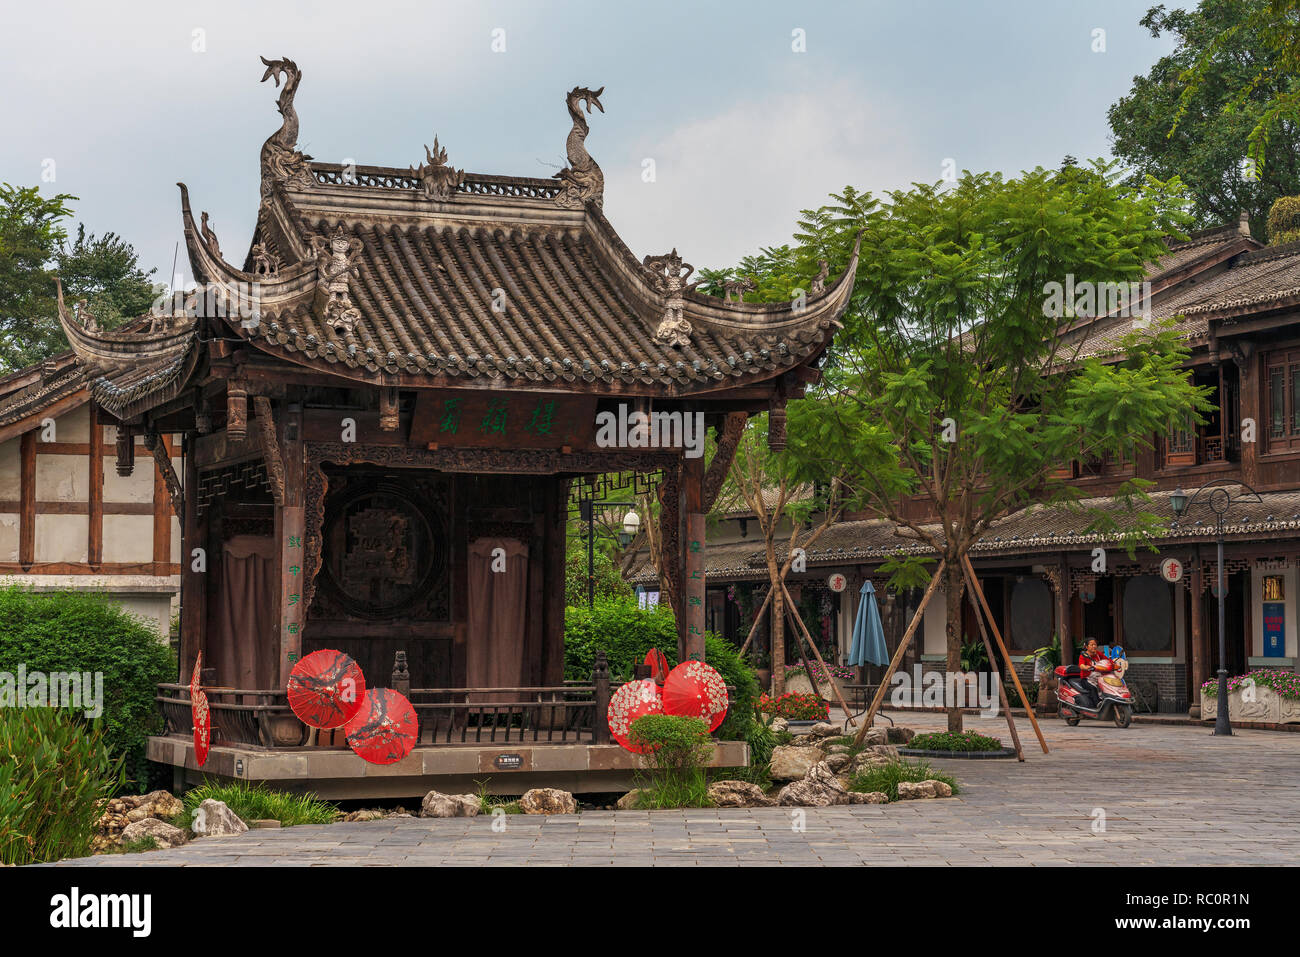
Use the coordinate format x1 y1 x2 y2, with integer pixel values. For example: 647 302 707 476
944 557 965 732
768 549 786 695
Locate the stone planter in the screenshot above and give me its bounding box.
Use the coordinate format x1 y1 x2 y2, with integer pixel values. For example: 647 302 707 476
784 673 845 702
1201 685 1300 724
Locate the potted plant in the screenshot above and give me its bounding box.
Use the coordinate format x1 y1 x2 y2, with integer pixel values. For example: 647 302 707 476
759 691 830 734
1024 634 1062 714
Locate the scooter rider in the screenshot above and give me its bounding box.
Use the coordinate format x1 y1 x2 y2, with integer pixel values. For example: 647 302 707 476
1078 638 1105 676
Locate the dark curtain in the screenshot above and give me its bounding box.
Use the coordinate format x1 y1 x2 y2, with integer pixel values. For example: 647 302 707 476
210 535 278 689
467 537 529 699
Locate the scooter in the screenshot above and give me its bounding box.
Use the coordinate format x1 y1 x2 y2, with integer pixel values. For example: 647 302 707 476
1054 649 1134 728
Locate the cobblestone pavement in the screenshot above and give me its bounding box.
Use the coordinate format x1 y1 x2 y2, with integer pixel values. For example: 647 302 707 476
50 714 1300 866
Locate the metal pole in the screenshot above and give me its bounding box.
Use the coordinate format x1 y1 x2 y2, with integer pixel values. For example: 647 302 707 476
1214 515 1231 736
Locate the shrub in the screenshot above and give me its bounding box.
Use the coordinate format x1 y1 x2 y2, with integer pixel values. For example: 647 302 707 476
0 586 173 791
1201 669 1300 700
181 780 338 828
0 708 124 865
907 730 1003 752
1267 195 1300 246
703 633 759 741
758 691 829 721
848 758 959 802
1004 679 1039 709
629 714 712 808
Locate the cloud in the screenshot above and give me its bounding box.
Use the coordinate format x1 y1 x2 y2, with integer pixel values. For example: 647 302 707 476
604 82 919 269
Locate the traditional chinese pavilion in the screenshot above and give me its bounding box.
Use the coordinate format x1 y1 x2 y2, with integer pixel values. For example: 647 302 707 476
57 58 859 796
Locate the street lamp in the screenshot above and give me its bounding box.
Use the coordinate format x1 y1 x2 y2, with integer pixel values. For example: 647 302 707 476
620 509 641 547
1170 480 1263 736
578 499 636 608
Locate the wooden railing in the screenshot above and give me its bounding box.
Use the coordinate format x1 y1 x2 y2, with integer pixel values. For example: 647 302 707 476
156 651 617 749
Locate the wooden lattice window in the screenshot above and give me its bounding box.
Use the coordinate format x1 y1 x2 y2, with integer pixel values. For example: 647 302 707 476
1265 348 1300 452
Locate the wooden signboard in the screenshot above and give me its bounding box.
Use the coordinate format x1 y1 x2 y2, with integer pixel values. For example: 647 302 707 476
410 392 596 450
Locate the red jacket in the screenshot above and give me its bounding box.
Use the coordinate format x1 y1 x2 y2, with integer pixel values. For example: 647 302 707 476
1078 649 1104 674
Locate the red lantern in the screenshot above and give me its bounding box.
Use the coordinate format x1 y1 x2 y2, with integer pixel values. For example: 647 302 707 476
606 678 663 752
662 661 730 732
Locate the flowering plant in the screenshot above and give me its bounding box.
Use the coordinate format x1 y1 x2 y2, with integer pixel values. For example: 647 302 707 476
1201 669 1300 701
758 691 830 721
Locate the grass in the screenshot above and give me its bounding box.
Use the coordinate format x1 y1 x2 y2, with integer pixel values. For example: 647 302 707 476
121 835 159 853
907 730 1003 752
474 780 523 815
633 769 712 809
181 780 339 828
847 758 959 802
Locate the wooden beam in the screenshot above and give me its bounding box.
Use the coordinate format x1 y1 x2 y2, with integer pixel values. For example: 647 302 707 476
702 412 747 512
253 396 285 507
681 453 706 662
88 404 103 567
144 429 182 517
19 430 35 568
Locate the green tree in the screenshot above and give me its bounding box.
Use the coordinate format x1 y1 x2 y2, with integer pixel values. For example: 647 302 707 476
0 184 76 371
55 224 158 332
784 166 1210 731
1111 0 1300 235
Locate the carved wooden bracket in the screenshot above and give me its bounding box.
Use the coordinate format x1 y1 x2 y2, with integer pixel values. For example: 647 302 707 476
115 423 135 477
379 386 399 432
253 395 285 507
703 412 747 512
143 428 182 517
767 396 787 451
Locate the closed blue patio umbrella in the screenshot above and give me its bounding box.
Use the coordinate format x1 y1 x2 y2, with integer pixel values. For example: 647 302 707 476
847 580 889 667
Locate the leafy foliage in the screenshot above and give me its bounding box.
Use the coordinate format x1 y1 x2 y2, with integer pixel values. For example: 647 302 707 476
1111 0 1300 235
629 714 713 808
0 587 174 791
907 730 1004 752
0 708 124 865
757 691 829 721
1267 194 1300 244
847 758 959 802
181 780 339 827
563 598 678 682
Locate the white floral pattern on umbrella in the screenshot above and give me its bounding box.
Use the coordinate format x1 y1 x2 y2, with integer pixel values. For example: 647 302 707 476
607 678 663 752
662 661 730 732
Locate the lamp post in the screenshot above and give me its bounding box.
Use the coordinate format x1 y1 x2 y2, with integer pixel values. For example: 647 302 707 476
1170 480 1262 736
578 499 637 608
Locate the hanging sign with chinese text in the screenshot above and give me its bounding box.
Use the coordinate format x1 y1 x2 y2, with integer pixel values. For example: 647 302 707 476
410 392 596 449
827 573 848 593
1160 558 1183 584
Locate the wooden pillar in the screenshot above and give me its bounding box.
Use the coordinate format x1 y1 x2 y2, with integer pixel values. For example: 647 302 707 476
1238 350 1259 487
152 435 172 575
541 477 568 686
115 423 134 476
226 381 248 443
18 430 35 569
1189 546 1205 716
88 405 103 568
680 452 706 662
276 396 306 687
180 432 206 682
1056 554 1072 665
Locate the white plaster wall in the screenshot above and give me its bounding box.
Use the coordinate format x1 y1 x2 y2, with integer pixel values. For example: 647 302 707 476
0 437 18 498
1251 561 1297 659
53 404 90 443
923 586 947 656
103 514 156 563
35 453 89 501
34 514 88 563
102 456 154 503
0 512 18 561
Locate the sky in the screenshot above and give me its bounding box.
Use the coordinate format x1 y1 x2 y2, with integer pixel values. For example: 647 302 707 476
0 0 1187 286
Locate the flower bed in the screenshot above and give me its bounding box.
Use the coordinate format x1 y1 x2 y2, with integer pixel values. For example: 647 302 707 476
759 691 829 722
905 730 1004 753
1200 670 1299 700
1201 670 1300 724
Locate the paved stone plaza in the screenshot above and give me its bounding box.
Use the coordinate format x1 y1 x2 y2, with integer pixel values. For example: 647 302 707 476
50 714 1300 866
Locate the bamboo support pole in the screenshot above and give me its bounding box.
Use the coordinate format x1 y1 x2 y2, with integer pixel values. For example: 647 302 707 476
851 561 946 747
780 581 859 728
962 553 1048 754
962 570 1024 761
737 588 772 656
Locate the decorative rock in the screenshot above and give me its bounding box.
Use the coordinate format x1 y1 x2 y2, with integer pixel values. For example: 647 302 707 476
250 819 282 828
777 761 849 807
120 818 187 849
931 781 953 797
138 790 185 819
824 752 852 773
518 788 577 815
898 780 948 800
887 726 916 744
770 745 825 780
848 791 889 804
809 722 841 738
769 716 789 734
860 727 888 746
707 780 777 808
419 791 481 818
194 798 249 836
343 809 387 823
848 745 900 774
616 789 646 810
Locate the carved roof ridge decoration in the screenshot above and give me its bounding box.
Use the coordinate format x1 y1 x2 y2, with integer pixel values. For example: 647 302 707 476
54 279 196 370
409 135 467 201
552 85 605 210
258 56 315 198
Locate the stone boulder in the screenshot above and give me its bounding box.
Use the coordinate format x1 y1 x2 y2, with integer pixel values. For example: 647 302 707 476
848 791 889 804
342 809 388 823
193 798 249 837
809 722 842 738
848 745 901 774
769 716 789 734
887 726 916 744
616 789 646 810
419 791 481 818
708 780 777 808
519 788 577 815
824 751 852 773
777 761 849 807
120 818 187 849
896 779 953 800
770 745 825 780
859 727 888 746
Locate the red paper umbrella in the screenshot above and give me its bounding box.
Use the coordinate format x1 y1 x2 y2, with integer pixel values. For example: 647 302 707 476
189 653 210 766
662 661 730 732
644 648 670 685
193 690 211 767
287 649 366 730
345 688 418 765
606 678 663 753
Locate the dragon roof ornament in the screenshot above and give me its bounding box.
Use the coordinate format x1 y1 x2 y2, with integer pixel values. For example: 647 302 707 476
553 86 604 209
259 56 315 196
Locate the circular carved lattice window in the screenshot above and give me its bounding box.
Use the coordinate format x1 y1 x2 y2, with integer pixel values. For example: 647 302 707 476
321 480 446 619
